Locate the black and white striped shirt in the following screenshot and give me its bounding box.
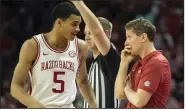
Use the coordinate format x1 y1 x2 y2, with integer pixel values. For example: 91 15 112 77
84 44 121 108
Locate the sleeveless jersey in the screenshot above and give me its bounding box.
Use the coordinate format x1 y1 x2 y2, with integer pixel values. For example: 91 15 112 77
28 33 80 108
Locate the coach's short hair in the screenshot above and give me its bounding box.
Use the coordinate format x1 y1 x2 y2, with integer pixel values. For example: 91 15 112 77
97 17 113 39
125 17 156 42
52 2 80 22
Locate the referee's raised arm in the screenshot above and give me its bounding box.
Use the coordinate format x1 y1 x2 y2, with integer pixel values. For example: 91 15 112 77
71 1 111 56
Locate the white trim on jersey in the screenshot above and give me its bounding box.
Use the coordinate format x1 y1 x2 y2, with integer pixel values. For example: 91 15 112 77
41 33 70 53
31 36 40 68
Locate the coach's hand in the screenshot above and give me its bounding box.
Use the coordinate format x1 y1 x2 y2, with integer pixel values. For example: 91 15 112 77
124 74 132 91
121 45 135 63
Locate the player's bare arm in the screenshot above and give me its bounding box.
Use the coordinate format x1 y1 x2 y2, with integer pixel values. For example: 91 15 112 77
124 78 152 108
10 38 45 108
72 1 110 55
115 46 135 99
76 39 98 108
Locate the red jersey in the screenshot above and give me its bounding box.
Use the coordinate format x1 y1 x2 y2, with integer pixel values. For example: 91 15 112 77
127 50 171 108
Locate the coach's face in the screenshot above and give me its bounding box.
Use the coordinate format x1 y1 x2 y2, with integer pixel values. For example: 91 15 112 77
58 14 81 41
84 26 97 51
125 29 143 56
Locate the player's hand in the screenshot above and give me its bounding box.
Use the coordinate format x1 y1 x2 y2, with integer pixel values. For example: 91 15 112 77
88 102 98 108
121 45 135 63
32 103 46 108
38 104 46 108
90 103 98 108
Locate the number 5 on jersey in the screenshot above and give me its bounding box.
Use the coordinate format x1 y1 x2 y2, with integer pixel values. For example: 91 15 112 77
52 71 65 93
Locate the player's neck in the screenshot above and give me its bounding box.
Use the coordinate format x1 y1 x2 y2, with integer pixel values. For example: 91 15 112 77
50 29 68 42
92 49 100 59
45 31 68 51
139 42 156 59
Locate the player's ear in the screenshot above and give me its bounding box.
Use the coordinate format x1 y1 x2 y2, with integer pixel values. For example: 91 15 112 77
56 18 64 27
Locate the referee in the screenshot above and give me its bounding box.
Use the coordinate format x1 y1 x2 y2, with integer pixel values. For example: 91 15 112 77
72 1 121 108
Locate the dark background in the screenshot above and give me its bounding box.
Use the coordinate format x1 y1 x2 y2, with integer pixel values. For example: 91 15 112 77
0 0 184 108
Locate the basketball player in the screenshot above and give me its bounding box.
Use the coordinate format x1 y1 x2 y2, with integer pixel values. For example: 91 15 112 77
72 1 121 108
115 17 171 108
10 2 97 108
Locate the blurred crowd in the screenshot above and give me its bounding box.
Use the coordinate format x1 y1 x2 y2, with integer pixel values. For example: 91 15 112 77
0 0 184 108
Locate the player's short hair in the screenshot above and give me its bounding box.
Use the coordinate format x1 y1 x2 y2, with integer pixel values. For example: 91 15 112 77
97 17 113 39
52 2 80 22
125 17 156 42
